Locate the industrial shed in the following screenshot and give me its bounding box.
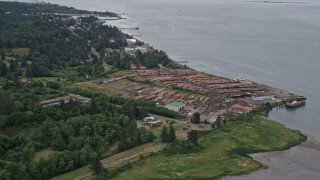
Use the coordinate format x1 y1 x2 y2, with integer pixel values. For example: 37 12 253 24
165 102 185 112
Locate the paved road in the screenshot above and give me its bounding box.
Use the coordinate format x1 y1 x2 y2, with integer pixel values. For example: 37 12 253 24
91 47 111 71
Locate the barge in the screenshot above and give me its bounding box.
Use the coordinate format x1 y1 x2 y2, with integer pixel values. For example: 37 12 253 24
286 100 306 108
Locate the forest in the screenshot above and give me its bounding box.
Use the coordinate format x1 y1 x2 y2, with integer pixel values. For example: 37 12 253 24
0 2 180 179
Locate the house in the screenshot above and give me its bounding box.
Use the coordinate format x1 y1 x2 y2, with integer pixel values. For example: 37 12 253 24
109 38 116 43
126 38 137 45
208 117 218 124
207 116 223 124
124 47 135 53
143 116 156 124
148 120 162 127
124 47 147 54
165 102 185 112
135 47 147 53
142 117 162 127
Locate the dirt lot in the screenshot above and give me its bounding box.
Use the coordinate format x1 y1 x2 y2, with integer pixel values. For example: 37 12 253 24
74 69 302 117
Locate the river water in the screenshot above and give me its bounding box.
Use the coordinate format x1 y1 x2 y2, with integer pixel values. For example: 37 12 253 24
9 0 320 179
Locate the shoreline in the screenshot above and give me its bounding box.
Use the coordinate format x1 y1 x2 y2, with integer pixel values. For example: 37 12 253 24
101 13 306 97
222 136 320 180
2 1 319 179
52 1 318 179
111 115 307 179
23 2 310 179
52 114 308 180
62 6 310 180
100 11 313 180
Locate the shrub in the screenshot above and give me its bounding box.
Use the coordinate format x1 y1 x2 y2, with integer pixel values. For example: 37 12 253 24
163 140 203 155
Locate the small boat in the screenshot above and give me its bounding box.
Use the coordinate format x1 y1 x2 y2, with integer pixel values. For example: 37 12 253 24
286 100 306 108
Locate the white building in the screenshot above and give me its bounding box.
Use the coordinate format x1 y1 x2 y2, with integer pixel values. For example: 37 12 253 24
126 38 137 45
143 116 155 123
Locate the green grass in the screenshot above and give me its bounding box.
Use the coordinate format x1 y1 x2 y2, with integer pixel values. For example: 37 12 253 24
198 125 207 129
112 70 131 78
57 67 79 80
55 166 91 180
149 124 187 138
27 77 57 82
149 127 162 138
26 67 77 84
113 116 306 179
34 148 57 160
173 124 187 132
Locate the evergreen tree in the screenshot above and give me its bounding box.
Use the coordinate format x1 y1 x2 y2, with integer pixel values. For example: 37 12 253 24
190 112 200 124
188 130 198 146
0 90 16 115
0 49 5 60
89 99 98 114
118 139 129 151
160 125 168 143
51 135 67 150
20 57 27 68
168 125 176 142
0 39 3 49
8 60 17 72
216 116 222 128
91 156 103 175
121 101 135 119
0 61 8 76
27 62 42 77
211 123 215 128
146 131 154 142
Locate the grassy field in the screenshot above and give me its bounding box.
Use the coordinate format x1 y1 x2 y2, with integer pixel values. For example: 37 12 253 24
8 48 30 57
148 123 188 138
111 70 132 78
113 116 306 179
34 148 57 160
54 166 91 180
72 81 121 97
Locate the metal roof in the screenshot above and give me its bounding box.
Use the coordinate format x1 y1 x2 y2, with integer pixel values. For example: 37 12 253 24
167 102 185 107
253 96 275 101
209 117 217 123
